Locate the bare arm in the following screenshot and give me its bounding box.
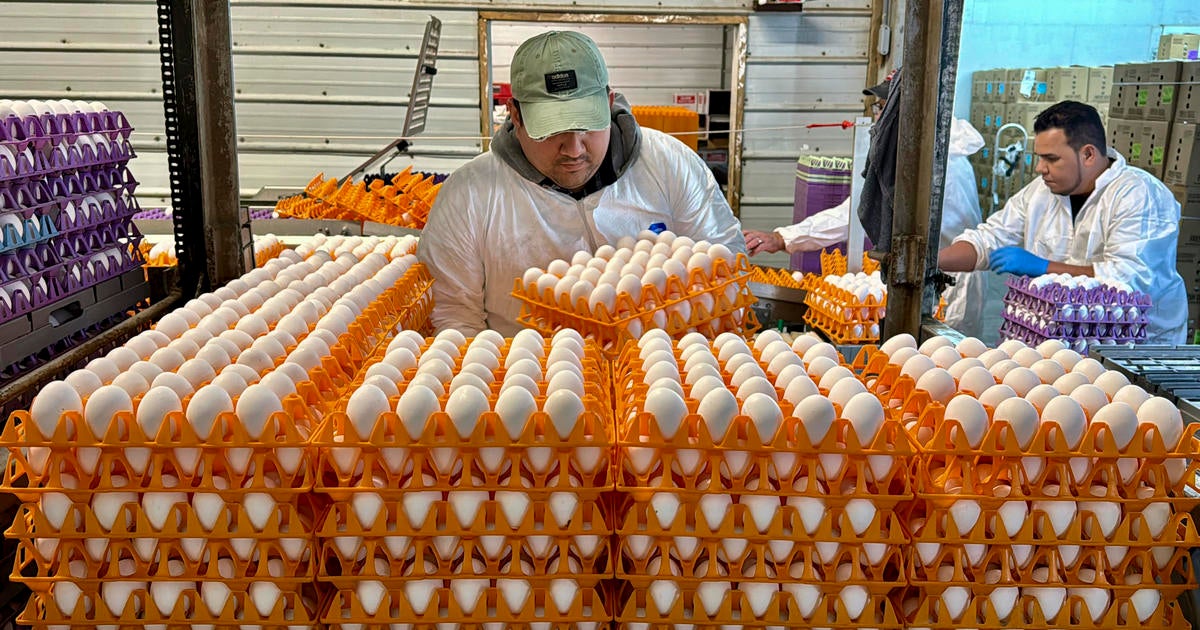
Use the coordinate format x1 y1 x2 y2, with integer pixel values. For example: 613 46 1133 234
938 241 980 272
1047 261 1094 276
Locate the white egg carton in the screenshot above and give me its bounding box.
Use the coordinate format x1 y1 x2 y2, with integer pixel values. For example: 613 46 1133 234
321 583 612 626
615 579 903 628
903 585 1188 629
24 583 319 629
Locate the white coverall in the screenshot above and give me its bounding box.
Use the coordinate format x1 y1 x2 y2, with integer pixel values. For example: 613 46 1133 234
418 127 745 336
953 148 1187 344
774 118 988 337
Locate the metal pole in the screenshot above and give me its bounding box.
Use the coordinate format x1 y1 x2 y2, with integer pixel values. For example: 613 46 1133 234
881 0 963 340
192 0 245 286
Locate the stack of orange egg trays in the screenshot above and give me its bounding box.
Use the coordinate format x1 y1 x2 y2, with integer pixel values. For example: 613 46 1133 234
611 330 914 628
312 328 617 628
0 236 434 627
512 247 760 358
1 400 320 628
885 365 1200 628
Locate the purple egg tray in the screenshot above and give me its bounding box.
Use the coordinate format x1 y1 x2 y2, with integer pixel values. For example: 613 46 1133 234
0 111 133 149
134 207 272 221
0 138 135 184
999 276 1153 349
2 164 138 212
0 244 142 326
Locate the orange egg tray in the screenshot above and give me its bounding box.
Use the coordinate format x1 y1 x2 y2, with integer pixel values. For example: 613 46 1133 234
618 540 906 582
1 412 316 500
316 496 612 541
616 414 914 498
312 408 614 497
907 544 1195 594
321 583 613 626
253 239 284 268
902 589 1189 629
386 261 436 335
275 167 442 229
318 538 612 587
613 581 903 628
21 584 320 629
818 249 881 277
909 398 1200 462
907 503 1200 549
615 497 909 546
9 499 314 553
749 264 804 289
512 255 761 357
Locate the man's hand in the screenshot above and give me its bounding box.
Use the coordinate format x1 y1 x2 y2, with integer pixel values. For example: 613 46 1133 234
743 230 785 256
988 246 1050 277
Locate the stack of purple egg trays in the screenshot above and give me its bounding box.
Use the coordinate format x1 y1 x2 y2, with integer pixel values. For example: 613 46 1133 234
999 275 1152 350
0 107 144 327
135 207 274 221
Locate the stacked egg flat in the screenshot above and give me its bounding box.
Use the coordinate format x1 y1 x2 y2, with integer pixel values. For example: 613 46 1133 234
614 328 913 628
0 99 141 322
1001 273 1152 351
315 327 614 628
144 233 285 269
867 334 1196 629
514 231 758 355
1 234 430 628
803 270 888 344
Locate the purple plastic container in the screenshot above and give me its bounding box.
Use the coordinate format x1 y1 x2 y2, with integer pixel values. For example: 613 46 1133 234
791 155 854 275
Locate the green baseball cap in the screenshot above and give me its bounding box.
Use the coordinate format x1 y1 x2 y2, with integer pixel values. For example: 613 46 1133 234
511 31 611 141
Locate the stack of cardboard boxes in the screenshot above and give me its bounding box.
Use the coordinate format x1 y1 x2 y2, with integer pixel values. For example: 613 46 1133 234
968 66 1112 214
1108 55 1200 337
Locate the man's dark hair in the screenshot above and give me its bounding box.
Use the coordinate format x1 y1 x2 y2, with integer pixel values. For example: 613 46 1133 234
1033 101 1107 154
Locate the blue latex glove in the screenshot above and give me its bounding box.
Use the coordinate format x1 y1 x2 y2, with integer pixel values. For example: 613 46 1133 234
989 246 1049 277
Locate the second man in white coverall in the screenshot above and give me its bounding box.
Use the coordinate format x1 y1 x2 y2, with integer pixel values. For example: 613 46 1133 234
939 101 1187 344
742 79 988 337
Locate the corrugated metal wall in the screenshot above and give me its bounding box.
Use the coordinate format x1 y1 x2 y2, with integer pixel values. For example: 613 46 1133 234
740 0 874 268
2 0 874 257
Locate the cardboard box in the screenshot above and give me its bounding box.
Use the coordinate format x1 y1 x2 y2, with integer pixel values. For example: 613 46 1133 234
1172 185 1200 218
983 69 1005 103
1158 33 1200 60
972 71 990 104
1094 102 1111 127
672 92 707 114
1088 66 1114 102
1165 123 1200 187
970 99 989 132
1180 217 1200 252
1007 68 1050 103
1177 246 1200 281
1130 120 1173 177
1132 60 1182 121
1109 118 1138 161
1047 67 1090 101
1109 63 1141 119
1008 102 1041 134
1176 61 1200 124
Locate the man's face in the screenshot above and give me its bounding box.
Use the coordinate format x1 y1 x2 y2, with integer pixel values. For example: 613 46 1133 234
1033 127 1098 195
872 98 887 121
510 101 611 192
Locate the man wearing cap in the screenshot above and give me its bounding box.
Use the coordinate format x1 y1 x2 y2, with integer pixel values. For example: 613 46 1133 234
418 31 744 335
740 76 990 337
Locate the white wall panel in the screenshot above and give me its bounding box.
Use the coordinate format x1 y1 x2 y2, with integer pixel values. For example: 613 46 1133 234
4 0 874 246
488 22 729 112
741 5 872 259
